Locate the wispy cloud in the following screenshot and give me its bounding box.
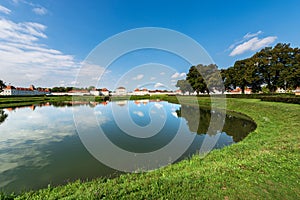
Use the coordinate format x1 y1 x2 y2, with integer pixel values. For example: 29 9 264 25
0 5 11 14
227 31 263 51
229 36 277 56
0 17 78 86
32 7 47 15
132 74 144 80
243 30 263 39
171 72 186 79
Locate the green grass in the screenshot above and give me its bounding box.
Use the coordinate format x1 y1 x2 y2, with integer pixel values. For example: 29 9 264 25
1 97 300 199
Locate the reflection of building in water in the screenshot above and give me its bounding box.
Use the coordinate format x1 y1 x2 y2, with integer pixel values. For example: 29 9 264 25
101 101 109 106
5 102 52 112
115 101 127 106
134 100 149 105
3 101 100 112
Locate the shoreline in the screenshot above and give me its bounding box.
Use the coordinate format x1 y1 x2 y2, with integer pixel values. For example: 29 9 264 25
0 96 299 199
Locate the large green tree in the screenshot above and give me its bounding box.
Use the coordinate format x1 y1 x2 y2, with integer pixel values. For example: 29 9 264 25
185 64 223 94
186 65 208 95
253 43 299 91
230 58 263 93
221 67 237 91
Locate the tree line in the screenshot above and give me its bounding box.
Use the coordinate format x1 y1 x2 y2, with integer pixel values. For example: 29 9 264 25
177 43 300 94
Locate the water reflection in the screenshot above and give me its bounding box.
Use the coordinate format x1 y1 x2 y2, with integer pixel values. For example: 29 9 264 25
0 109 8 125
176 104 257 142
0 100 256 193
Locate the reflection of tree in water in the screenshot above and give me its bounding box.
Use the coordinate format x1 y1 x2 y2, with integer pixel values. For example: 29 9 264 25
176 105 257 142
0 109 8 125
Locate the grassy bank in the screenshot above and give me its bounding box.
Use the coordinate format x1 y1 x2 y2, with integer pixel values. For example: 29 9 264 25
2 97 300 199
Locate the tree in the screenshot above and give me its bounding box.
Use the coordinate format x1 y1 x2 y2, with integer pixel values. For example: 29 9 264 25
231 58 263 93
186 65 208 95
225 43 300 93
175 79 193 95
221 67 236 91
88 86 96 91
0 80 6 93
199 64 223 93
253 43 299 92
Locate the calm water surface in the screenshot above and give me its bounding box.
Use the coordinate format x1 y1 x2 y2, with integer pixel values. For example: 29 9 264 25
0 100 256 193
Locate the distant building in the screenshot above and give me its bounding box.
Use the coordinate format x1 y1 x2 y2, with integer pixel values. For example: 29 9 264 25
276 88 286 93
149 90 175 96
229 87 252 94
115 87 127 96
294 87 300 96
175 90 183 95
0 85 50 96
100 88 110 96
68 90 90 96
244 88 252 94
133 88 149 95
90 88 101 96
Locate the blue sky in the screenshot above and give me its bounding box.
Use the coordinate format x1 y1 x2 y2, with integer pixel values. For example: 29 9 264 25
0 0 299 89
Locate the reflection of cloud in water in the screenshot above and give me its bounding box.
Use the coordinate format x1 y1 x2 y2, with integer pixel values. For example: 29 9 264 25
0 106 77 188
133 111 144 117
154 103 163 109
171 112 178 118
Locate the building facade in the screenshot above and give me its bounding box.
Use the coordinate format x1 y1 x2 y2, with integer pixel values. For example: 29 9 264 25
115 87 127 96
0 85 50 96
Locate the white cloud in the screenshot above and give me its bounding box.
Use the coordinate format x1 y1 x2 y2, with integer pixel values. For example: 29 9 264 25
0 19 47 43
171 72 186 79
0 17 78 87
32 7 47 15
154 82 164 88
227 30 263 51
229 36 277 56
132 74 144 80
243 31 263 39
0 5 11 14
160 72 165 75
150 77 156 80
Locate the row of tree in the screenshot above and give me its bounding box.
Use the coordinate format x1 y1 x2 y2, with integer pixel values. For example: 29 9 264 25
177 43 300 94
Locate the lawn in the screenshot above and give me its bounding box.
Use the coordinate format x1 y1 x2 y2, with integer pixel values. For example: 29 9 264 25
1 97 300 199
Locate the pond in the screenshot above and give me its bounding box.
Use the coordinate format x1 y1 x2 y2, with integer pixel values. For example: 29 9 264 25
0 100 256 193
